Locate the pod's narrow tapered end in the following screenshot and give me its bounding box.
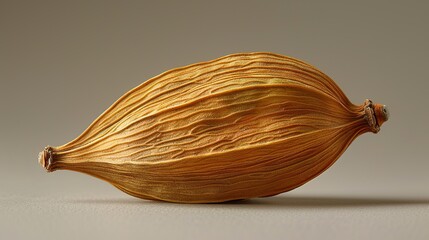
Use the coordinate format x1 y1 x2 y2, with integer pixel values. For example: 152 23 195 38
374 104 389 127
364 99 389 133
38 146 54 172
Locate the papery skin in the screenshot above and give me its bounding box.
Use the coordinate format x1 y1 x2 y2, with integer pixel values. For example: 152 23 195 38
39 52 388 203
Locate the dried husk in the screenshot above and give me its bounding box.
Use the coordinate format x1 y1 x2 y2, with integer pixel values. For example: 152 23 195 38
39 52 388 203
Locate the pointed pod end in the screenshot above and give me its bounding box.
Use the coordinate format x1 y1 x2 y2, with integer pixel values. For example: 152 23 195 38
364 99 389 133
374 104 389 127
38 146 54 172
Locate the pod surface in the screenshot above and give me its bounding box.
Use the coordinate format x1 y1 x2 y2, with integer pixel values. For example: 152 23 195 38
39 52 388 203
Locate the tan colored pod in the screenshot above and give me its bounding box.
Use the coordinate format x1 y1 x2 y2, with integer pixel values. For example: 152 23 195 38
39 52 388 203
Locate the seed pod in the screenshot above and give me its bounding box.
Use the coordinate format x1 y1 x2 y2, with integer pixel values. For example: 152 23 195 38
39 52 388 203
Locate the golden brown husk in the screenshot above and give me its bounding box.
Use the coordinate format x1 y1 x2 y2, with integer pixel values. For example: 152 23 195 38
39 52 387 203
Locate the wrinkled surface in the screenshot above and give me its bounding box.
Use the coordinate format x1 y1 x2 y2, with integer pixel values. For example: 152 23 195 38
45 52 376 203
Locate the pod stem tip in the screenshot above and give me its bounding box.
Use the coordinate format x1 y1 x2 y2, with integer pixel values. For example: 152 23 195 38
38 146 54 172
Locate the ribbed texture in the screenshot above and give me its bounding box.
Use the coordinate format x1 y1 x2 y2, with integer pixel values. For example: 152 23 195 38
40 52 386 203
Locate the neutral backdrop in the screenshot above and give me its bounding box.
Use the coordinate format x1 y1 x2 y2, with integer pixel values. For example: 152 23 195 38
1 1 428 239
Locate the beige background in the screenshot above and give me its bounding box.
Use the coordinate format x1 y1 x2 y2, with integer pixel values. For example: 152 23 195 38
1 1 428 239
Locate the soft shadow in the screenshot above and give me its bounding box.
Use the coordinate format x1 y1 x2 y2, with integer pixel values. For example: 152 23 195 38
67 195 429 209
67 198 145 205
238 195 429 209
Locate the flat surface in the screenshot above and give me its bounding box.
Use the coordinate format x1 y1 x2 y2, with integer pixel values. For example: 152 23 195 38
2 191 429 240
1 1 428 239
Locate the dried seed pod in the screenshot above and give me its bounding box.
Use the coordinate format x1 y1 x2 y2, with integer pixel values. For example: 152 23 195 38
39 52 388 203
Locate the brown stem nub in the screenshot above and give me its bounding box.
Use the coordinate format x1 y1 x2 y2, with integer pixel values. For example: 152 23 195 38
38 146 54 172
374 103 389 127
364 99 389 133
